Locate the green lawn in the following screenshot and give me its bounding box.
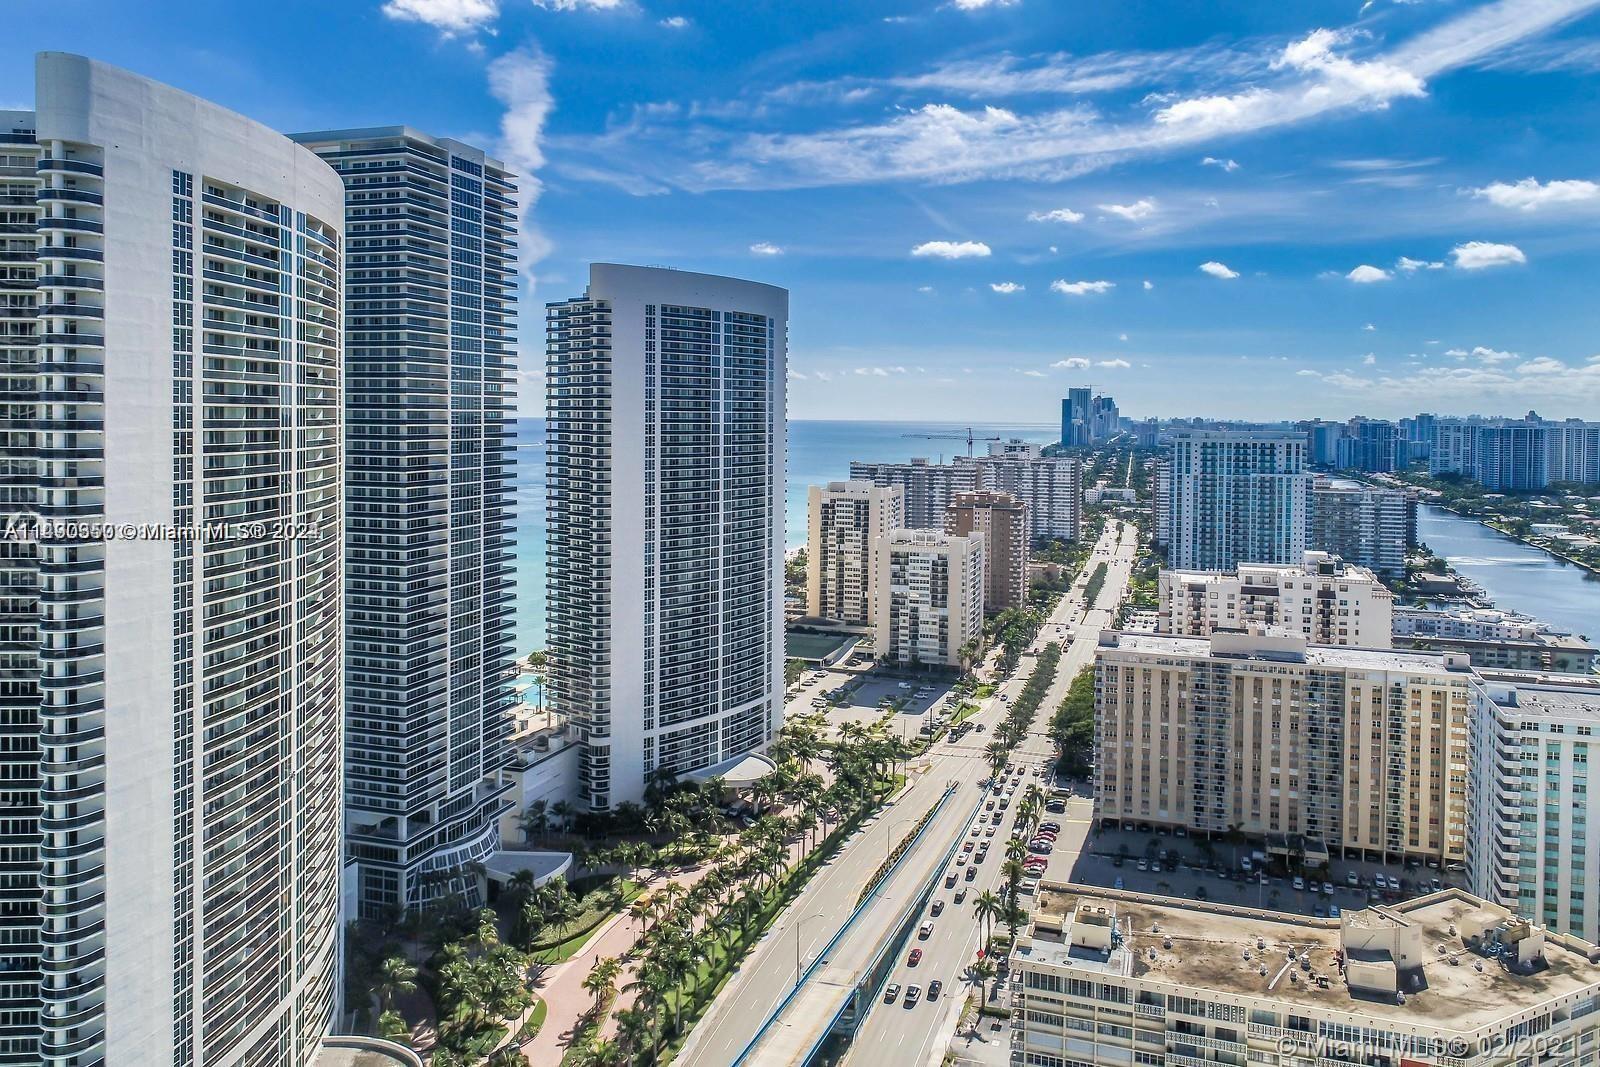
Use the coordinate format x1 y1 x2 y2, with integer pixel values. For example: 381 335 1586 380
529 879 644 965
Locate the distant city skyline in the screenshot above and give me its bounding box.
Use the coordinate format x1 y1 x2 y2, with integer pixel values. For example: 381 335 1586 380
10 1 1600 422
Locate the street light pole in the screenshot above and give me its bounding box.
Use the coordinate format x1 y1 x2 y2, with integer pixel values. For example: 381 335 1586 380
794 910 827 989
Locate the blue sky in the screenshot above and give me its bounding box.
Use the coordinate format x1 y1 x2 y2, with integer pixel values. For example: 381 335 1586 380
10 0 1600 423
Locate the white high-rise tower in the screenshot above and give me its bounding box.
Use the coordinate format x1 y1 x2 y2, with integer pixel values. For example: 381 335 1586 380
1 54 344 1066
545 264 786 810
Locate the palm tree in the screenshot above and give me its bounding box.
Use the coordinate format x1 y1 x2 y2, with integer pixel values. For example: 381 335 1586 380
970 956 998 1006
613 1005 656 1064
581 955 622 1015
519 799 549 843
972 890 1003 950
571 1037 621 1067
628 895 654 940
377 1009 411 1047
374 954 418 1014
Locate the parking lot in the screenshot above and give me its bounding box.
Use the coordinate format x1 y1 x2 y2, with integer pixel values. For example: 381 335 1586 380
786 664 961 741
1031 818 1465 917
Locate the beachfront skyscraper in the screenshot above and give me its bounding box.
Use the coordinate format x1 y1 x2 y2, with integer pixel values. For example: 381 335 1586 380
806 480 903 626
2 54 343 1066
291 127 520 916
1158 429 1309 570
546 264 787 810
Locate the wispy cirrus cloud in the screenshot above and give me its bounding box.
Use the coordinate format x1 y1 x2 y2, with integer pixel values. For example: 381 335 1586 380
557 0 1600 192
1027 207 1084 223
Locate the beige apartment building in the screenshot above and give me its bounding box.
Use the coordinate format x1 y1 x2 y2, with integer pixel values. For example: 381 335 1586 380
945 490 1029 614
1096 630 1473 864
805 480 904 625
1013 884 1600 1067
874 530 984 668
1158 551 1394 647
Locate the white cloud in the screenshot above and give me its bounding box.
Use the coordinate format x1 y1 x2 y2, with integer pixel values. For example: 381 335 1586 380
381 0 497 34
1027 207 1085 223
953 0 1019 8
1363 323 1377 331
1022 369 1047 377
749 241 784 255
1098 198 1157 221
1199 261 1240 279
1052 357 1092 369
1321 372 1375 390
1363 353 1377 365
1444 348 1468 358
659 15 690 28
1346 264 1391 283
917 285 935 293
1297 369 1322 377
1201 156 1240 171
533 0 624 8
1471 346 1517 363
1395 255 1445 272
1473 177 1600 211
1142 280 1154 290
854 367 891 377
1051 279 1116 295
787 369 807 380
990 281 1025 293
1450 241 1527 269
1518 357 1569 374
1118 332 1129 341
488 45 555 274
911 240 991 259
1097 358 1131 368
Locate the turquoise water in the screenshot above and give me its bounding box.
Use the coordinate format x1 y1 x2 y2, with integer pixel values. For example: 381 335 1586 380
512 417 1057 653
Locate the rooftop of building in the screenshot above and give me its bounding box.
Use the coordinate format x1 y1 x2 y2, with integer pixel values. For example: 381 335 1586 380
1164 552 1383 585
1100 629 1473 674
1020 885 1600 1031
1479 678 1600 721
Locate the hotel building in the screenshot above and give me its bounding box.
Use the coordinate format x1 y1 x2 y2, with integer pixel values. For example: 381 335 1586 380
805 480 903 626
291 127 521 916
1 54 343 1066
874 530 985 668
1157 552 1393 647
1095 630 1473 865
545 264 786 809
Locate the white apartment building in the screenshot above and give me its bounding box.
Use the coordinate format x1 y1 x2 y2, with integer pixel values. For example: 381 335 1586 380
1157 552 1394 647
293 126 520 918
1307 479 1409 578
1394 609 1598 674
805 480 903 626
1013 885 1600 1067
874 530 985 668
849 457 978 530
1160 431 1308 570
545 264 786 810
1 54 344 1066
1096 630 1474 864
1468 676 1600 944
989 437 1045 460
962 454 1083 542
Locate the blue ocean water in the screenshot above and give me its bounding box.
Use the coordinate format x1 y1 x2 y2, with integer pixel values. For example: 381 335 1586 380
512 417 1057 653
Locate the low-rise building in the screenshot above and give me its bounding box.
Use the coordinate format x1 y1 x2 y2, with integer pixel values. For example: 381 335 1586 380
945 490 1029 614
1013 885 1600 1067
1096 629 1473 865
1394 608 1598 674
1157 552 1393 648
874 530 985 668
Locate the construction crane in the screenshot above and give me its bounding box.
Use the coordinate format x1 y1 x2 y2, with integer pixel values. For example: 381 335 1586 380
901 426 1002 458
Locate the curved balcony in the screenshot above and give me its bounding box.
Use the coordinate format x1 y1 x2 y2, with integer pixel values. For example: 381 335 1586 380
37 157 103 176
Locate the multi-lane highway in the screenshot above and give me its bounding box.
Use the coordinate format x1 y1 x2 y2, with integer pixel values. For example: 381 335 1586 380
679 519 1138 1067
839 519 1138 1067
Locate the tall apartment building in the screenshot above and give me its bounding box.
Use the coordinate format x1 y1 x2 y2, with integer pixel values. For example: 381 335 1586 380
1158 431 1308 571
1550 420 1600 485
945 490 1029 614
1431 419 1481 477
546 264 785 810
292 127 519 916
1336 419 1404 472
1063 387 1092 446
1306 478 1410 578
1013 884 1600 1067
805 480 902 625
874 530 984 667
1430 417 1600 491
0 54 343 1066
1468 676 1600 942
848 457 977 529
1477 421 1550 491
962 454 1083 542
1096 630 1474 864
1157 552 1393 646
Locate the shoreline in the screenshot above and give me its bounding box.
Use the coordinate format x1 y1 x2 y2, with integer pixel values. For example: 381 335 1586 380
1417 497 1600 580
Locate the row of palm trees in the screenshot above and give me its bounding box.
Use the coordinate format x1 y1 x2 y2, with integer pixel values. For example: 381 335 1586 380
561 721 901 1066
